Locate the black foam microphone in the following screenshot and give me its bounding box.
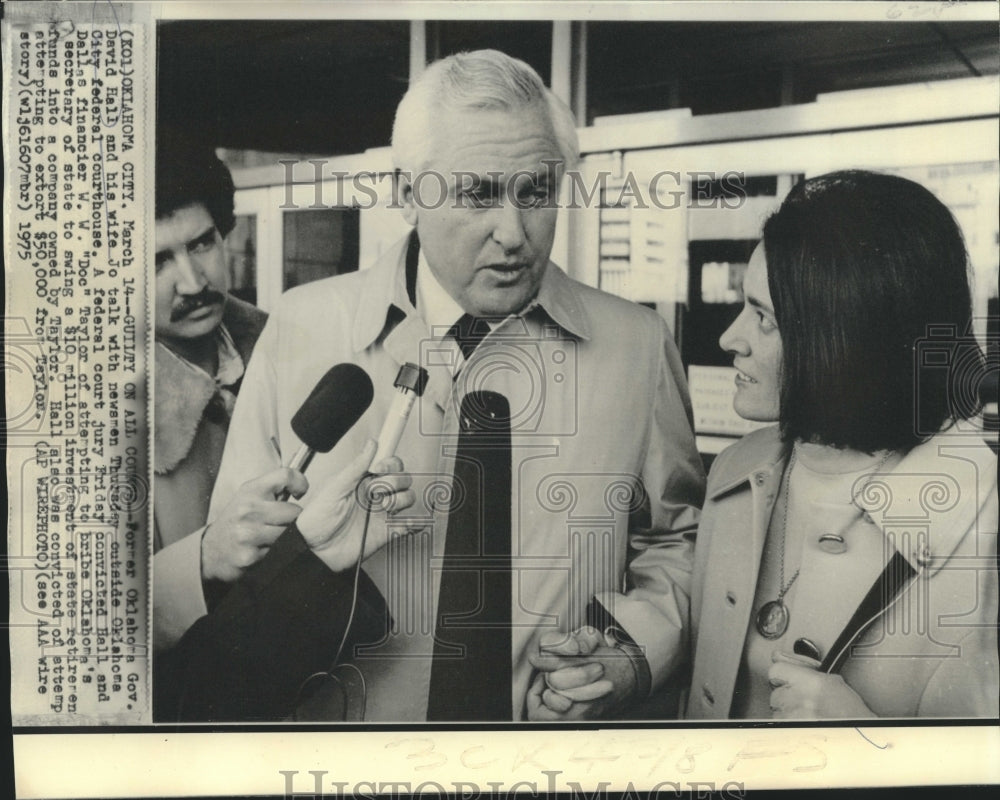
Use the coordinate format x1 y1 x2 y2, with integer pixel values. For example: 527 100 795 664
277 363 375 499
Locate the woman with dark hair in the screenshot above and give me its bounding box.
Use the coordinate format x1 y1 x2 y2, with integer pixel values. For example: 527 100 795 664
685 170 997 719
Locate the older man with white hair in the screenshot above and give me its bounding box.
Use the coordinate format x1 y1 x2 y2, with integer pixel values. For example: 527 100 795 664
154 49 704 722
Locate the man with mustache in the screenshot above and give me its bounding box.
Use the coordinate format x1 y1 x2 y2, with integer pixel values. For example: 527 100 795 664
153 131 419 722
151 129 268 554
154 50 704 721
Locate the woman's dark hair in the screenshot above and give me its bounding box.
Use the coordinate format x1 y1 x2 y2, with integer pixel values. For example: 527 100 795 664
763 169 984 453
155 126 235 237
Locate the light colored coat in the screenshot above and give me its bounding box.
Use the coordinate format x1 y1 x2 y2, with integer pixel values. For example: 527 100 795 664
154 233 705 720
686 425 998 719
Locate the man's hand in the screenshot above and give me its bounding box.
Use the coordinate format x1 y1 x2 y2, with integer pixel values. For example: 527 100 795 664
296 439 416 573
525 627 637 720
768 650 876 719
201 467 309 582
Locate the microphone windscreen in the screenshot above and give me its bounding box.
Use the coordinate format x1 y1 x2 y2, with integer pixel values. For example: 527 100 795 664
291 363 374 453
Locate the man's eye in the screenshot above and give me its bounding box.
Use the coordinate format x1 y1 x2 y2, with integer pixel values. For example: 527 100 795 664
521 189 551 208
154 252 176 275
190 237 216 254
466 187 500 208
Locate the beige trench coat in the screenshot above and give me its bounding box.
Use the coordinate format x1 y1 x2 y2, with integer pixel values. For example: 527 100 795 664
686 425 998 719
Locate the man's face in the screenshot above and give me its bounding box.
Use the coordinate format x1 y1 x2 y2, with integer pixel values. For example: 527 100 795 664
154 202 229 343
400 103 562 317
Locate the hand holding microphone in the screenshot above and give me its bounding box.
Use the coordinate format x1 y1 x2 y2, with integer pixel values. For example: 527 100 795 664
201 466 311 583
202 363 375 583
295 438 416 572
297 363 427 571
202 362 427 580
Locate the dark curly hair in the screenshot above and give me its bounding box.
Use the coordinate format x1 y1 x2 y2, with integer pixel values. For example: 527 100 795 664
763 169 985 454
155 126 235 237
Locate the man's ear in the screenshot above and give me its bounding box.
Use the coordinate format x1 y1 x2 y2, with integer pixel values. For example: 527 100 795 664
396 170 418 226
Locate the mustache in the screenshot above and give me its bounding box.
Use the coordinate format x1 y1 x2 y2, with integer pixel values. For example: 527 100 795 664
171 288 226 322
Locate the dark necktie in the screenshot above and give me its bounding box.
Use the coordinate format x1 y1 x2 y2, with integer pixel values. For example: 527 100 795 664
426 391 513 720
448 313 494 361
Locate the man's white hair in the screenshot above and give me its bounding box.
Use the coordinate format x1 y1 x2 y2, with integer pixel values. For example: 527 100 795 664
391 49 579 173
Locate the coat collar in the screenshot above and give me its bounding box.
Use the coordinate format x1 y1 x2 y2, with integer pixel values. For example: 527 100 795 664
708 425 996 576
222 294 269 366
708 426 788 500
352 233 419 354
350 231 592 356
154 297 268 475
531 257 592 341
853 428 997 576
154 339 225 475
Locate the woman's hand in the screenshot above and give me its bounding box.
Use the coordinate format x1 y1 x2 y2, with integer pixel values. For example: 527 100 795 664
768 650 876 719
295 439 416 572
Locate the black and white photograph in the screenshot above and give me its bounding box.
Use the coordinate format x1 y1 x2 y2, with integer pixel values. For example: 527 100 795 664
5 1 999 796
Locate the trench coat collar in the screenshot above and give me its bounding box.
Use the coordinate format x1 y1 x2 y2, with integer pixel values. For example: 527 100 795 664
707 426 788 501
699 424 994 711
531 257 592 341
707 425 995 577
852 427 996 576
351 231 592 357
351 233 420 355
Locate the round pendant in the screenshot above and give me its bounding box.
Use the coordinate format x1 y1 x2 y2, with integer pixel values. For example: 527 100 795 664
756 599 790 639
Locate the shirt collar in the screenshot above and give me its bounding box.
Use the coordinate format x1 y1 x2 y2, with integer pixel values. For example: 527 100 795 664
159 323 245 388
214 323 245 389
351 231 593 352
416 248 467 338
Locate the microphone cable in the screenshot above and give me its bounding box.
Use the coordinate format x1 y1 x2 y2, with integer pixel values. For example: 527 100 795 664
294 470 386 721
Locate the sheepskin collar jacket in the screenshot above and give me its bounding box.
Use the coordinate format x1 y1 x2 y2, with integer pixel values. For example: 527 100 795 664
154 296 267 474
153 296 267 551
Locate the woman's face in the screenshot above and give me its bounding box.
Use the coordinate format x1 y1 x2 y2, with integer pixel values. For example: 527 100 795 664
719 244 783 421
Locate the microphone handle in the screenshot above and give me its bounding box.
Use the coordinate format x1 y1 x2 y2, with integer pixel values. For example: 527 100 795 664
276 442 314 501
373 386 417 465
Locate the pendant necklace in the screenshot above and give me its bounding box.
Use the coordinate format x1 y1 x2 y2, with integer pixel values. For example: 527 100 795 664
755 449 799 640
754 447 897 640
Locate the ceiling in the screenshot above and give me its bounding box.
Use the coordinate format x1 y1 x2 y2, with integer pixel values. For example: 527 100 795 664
157 20 999 156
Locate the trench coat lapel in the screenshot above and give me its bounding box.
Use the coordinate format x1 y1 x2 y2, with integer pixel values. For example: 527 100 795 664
713 446 893 672
780 433 991 666
351 233 453 415
707 429 788 599
698 430 787 714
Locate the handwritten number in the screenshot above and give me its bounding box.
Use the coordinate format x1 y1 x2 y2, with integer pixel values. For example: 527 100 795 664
384 737 448 771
